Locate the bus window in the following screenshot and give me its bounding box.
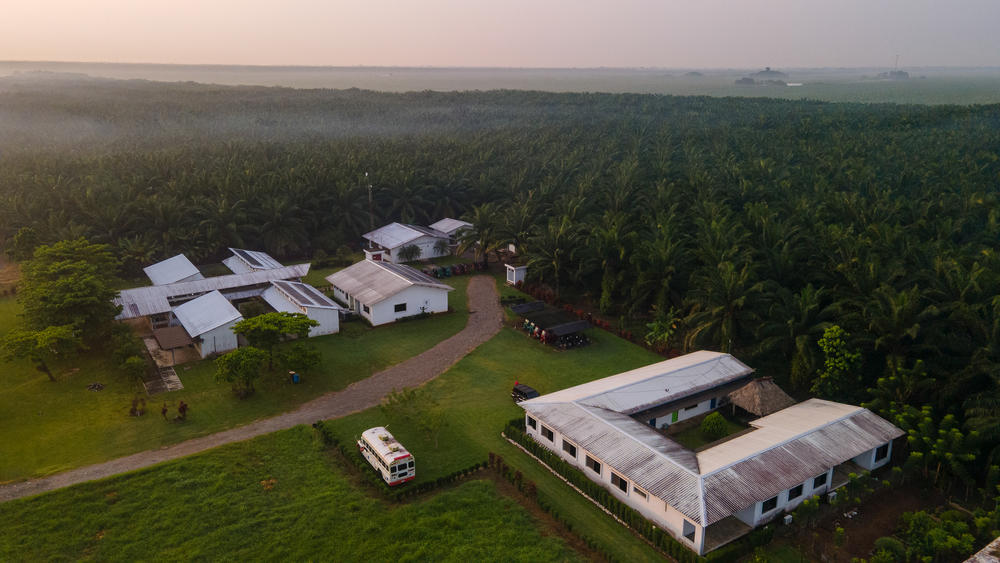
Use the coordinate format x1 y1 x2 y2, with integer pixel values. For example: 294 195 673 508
408 461 414 468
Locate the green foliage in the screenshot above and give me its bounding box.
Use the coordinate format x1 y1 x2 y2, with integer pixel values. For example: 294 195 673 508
232 312 318 368
432 238 450 256
644 306 680 352
892 404 979 489
873 537 906 560
397 244 422 262
4 226 40 262
810 325 862 402
700 411 730 442
900 510 976 561
121 355 147 381
18 238 119 337
214 346 267 397
1 324 81 381
278 342 321 375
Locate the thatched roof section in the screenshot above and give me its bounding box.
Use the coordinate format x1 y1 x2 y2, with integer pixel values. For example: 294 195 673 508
728 377 796 416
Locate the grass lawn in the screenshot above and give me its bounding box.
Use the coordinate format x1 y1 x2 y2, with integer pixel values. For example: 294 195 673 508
0 277 470 483
0 426 584 561
320 323 668 562
670 414 747 451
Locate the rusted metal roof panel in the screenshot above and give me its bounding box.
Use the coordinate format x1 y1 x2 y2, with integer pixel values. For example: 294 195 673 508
700 408 904 525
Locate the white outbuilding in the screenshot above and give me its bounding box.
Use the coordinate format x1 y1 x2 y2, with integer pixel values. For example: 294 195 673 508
171 290 243 358
361 223 450 263
428 218 473 243
143 254 204 286
260 279 342 337
326 260 453 326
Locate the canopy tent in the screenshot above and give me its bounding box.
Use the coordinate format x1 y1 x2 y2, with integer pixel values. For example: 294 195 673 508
512 301 590 337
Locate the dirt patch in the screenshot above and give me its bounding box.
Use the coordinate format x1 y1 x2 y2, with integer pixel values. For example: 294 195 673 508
792 484 944 561
0 259 20 293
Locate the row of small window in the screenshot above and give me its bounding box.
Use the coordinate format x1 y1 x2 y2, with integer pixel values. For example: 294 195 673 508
358 303 407 313
527 416 649 501
761 472 830 513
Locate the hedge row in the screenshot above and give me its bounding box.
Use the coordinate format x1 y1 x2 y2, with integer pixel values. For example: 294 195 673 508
312 421 487 502
504 418 753 562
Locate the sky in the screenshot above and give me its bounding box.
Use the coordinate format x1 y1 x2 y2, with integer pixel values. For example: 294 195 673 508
2 0 999 68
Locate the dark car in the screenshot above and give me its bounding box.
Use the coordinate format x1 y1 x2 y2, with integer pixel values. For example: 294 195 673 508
511 383 540 403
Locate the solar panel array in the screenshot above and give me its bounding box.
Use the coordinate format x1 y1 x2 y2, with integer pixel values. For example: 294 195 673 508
273 280 337 308
233 248 263 268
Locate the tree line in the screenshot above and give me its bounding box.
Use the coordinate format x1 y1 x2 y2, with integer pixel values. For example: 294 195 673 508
1 77 998 496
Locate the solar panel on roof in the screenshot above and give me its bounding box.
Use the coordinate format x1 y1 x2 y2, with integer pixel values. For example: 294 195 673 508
298 283 334 306
276 281 315 306
234 248 263 268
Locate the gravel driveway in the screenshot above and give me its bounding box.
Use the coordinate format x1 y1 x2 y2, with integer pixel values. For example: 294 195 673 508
0 275 503 503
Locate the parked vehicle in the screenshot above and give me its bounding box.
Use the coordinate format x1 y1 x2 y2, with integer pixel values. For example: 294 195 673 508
357 427 415 486
512 382 540 403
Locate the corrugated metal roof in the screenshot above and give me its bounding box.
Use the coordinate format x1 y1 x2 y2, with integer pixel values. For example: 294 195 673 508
523 401 704 523
521 355 905 527
143 254 203 286
227 248 284 271
428 218 472 235
362 222 447 249
268 280 341 310
115 264 310 319
325 260 452 305
523 351 753 415
172 290 242 337
699 402 904 524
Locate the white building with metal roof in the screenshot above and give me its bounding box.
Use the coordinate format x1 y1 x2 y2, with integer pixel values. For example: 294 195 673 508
171 290 243 358
143 254 204 286
325 259 452 326
260 280 342 337
223 248 285 274
519 352 904 555
428 218 473 242
361 222 450 263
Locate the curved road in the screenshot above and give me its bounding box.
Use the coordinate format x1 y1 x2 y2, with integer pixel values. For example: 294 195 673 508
0 275 503 503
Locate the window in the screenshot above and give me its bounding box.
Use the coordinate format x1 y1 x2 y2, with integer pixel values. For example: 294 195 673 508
875 443 890 462
762 496 778 513
362 304 370 313
683 519 696 542
526 415 537 429
611 472 629 493
585 455 601 475
562 440 577 458
541 426 554 441
813 472 828 488
788 484 804 501
394 303 407 313
684 403 699 411
408 461 414 468
634 487 648 500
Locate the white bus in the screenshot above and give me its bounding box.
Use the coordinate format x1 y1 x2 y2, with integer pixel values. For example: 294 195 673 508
357 427 415 486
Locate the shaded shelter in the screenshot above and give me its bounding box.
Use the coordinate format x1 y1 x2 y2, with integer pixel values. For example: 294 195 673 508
727 377 796 417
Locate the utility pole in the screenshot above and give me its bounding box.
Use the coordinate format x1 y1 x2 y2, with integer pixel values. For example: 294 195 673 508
366 172 373 249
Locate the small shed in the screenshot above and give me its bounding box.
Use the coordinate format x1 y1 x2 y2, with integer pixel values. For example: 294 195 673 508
727 377 796 417
172 290 243 358
505 263 527 285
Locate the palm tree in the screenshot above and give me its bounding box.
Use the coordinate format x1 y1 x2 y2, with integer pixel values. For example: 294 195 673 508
683 261 764 353
754 284 836 389
526 215 582 299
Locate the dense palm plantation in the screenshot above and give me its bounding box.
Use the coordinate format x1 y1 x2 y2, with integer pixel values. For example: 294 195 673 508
1 76 999 496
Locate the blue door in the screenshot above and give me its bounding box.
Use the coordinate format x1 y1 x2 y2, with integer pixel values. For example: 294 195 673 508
710 398 717 409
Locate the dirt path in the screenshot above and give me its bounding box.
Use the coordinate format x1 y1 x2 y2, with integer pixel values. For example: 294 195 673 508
0 275 503 503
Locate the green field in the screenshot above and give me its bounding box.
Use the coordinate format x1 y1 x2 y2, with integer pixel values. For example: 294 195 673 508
0 277 469 483
0 426 584 562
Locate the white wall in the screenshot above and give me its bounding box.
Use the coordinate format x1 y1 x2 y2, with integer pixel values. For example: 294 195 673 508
648 397 719 429
368 285 449 326
196 319 240 358
525 414 705 554
387 235 449 264
852 441 893 471
305 306 340 337
735 467 835 527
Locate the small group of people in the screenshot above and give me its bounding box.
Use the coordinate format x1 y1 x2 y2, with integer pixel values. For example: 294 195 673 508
160 400 189 422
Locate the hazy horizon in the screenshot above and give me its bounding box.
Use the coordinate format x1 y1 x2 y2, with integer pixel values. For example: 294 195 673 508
3 1 999 68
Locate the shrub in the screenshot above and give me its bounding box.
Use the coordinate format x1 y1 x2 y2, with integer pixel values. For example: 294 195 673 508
700 412 729 442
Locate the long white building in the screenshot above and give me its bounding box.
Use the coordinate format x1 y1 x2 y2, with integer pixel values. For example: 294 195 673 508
519 351 904 555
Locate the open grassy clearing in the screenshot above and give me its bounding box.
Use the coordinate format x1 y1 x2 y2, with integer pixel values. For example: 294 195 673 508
0 277 469 483
320 320 667 562
0 426 584 562
670 414 747 451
